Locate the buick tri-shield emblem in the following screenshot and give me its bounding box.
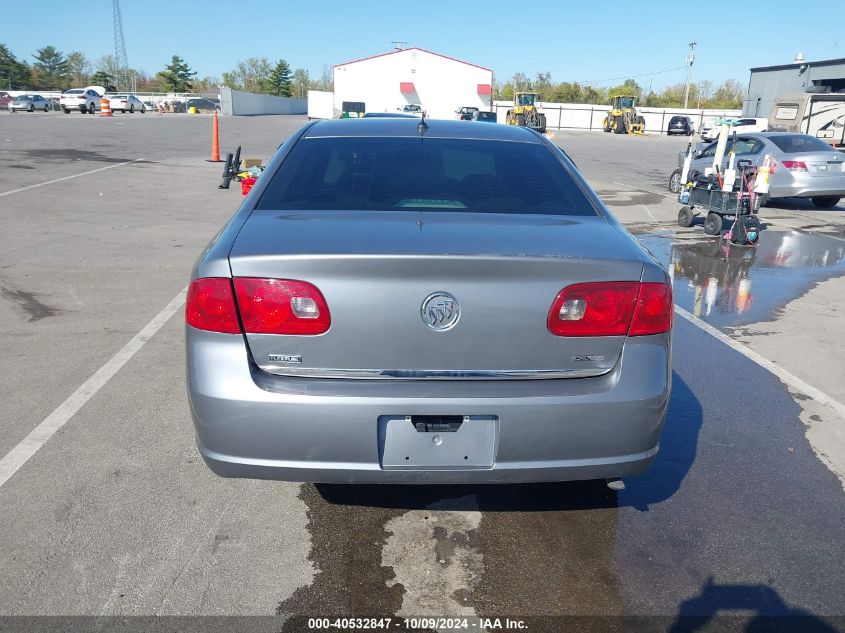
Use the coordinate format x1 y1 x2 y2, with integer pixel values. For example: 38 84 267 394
421 292 460 331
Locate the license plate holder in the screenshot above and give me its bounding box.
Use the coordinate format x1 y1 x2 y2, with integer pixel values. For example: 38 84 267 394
378 415 498 470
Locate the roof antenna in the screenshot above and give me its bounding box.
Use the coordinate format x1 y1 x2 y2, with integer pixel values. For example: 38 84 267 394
418 111 428 137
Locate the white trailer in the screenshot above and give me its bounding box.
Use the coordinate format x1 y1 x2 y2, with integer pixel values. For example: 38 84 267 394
307 90 335 120
769 93 845 148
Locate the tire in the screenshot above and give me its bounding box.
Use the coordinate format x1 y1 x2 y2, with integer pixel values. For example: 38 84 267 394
43 104 49 112
141 106 146 114
704 212 723 235
614 116 626 134
669 169 683 193
29 105 34 112
538 113 546 133
678 206 694 227
603 119 611 132
63 108 70 114
89 103 95 114
811 196 841 209
516 114 526 126
130 105 134 114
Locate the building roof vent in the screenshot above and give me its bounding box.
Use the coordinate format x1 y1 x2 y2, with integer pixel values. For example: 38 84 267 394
793 52 806 64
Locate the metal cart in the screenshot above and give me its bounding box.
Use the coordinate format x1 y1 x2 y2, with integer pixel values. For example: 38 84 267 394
677 165 761 237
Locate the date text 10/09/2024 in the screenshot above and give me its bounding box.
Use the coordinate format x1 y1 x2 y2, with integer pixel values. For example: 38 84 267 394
307 617 528 630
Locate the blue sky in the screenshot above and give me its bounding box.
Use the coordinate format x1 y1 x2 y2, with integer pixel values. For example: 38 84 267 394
3 0 843 89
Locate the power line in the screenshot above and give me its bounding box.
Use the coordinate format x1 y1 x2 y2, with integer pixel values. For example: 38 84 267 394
576 66 686 85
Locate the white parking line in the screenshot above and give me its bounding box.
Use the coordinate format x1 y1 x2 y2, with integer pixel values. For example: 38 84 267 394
675 307 845 419
642 204 663 226
0 158 145 198
0 287 187 490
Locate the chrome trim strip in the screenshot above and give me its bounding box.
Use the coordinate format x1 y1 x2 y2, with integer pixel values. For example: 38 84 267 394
260 366 611 380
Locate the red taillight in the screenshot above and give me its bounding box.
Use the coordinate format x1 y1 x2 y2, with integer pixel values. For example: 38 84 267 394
548 282 639 336
233 278 331 335
77 96 86 99
547 281 672 337
782 160 807 172
629 282 673 336
186 278 241 334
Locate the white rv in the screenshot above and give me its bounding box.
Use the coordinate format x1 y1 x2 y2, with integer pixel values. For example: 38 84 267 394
768 93 845 148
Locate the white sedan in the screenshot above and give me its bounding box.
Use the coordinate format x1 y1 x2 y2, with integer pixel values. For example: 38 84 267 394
701 117 768 142
106 94 146 114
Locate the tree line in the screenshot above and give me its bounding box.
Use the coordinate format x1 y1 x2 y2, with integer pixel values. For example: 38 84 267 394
0 43 331 97
2 43 742 108
495 74 746 109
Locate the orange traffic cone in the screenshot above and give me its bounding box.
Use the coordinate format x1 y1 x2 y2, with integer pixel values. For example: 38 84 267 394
208 111 222 162
100 98 112 117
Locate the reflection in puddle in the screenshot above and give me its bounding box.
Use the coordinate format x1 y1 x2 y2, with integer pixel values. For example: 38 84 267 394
638 231 845 327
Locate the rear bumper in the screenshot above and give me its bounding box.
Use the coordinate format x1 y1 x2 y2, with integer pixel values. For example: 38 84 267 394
769 171 845 199
187 327 671 484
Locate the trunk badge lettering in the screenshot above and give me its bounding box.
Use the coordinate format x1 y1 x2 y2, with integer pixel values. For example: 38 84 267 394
268 354 302 364
572 355 605 362
421 292 461 331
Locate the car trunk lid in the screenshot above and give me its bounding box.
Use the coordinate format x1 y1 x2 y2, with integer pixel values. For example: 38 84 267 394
228 211 647 379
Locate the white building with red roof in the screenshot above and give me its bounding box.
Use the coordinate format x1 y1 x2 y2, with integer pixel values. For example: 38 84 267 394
332 47 493 120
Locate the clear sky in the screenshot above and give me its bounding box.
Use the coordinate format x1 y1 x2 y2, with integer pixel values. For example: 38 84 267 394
3 0 843 90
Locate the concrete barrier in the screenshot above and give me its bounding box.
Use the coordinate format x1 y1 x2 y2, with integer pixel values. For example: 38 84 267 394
220 87 306 116
492 100 741 134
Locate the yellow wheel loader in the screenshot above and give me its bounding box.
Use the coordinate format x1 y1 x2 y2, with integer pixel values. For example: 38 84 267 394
602 95 645 135
506 92 547 133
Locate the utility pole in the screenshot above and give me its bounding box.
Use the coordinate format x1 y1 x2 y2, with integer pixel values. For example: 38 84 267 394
683 41 697 110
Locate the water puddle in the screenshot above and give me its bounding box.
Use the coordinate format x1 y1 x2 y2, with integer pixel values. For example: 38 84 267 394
637 229 845 328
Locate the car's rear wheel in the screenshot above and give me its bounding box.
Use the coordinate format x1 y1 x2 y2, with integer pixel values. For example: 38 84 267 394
678 206 694 227
62 108 70 114
811 196 841 209
140 106 145 114
43 104 49 112
130 105 134 113
89 103 95 114
28 105 34 112
669 168 683 193
704 212 723 235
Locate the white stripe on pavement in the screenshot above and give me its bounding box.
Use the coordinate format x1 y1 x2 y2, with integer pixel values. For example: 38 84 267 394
675 306 845 419
0 158 145 198
0 288 187 489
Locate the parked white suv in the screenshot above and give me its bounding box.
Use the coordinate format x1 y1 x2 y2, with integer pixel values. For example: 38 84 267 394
701 117 768 141
60 87 104 114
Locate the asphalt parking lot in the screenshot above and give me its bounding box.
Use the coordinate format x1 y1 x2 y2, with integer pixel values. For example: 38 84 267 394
0 112 843 632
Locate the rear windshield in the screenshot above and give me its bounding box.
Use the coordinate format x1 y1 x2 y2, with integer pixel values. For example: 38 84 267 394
256 137 596 216
64 90 83 94
769 135 834 153
475 112 496 121
669 116 686 123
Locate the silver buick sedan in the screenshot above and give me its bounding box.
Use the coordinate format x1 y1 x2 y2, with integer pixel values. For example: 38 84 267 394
186 119 672 484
